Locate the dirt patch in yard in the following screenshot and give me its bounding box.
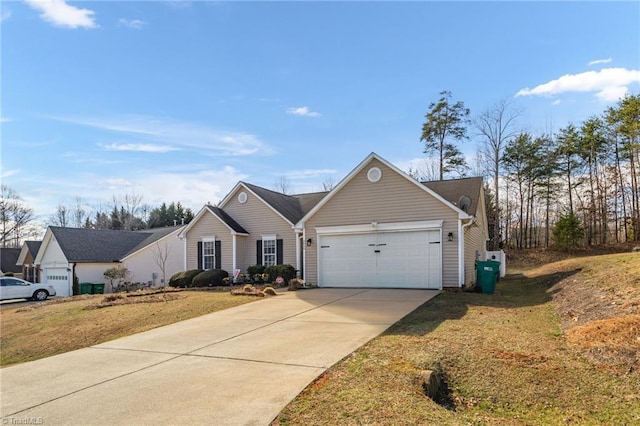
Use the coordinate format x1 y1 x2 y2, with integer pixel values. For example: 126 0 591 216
523 251 640 371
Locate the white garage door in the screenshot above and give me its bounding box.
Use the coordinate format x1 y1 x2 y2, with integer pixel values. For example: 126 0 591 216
318 230 441 289
44 268 71 297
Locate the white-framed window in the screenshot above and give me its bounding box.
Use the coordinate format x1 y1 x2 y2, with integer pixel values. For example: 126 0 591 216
202 237 216 270
262 235 276 266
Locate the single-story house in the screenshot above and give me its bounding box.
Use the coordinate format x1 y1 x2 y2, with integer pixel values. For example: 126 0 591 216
34 226 185 297
1 247 22 277
181 152 488 289
179 182 327 277
16 241 42 282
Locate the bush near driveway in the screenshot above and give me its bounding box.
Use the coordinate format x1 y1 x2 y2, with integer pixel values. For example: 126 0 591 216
168 269 203 288
192 269 230 287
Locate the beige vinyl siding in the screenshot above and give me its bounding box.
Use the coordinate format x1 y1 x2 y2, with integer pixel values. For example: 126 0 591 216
185 212 234 272
464 188 489 285
464 189 489 285
464 226 484 286
304 158 460 287
224 187 297 272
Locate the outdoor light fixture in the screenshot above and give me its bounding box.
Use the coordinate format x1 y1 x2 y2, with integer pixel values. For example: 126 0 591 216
306 238 312 247
448 232 454 241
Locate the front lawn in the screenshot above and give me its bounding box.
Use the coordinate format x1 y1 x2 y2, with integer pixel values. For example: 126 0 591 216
0 289 257 366
274 252 640 425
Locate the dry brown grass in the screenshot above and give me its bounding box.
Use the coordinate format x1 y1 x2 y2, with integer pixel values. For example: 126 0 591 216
0 290 257 366
274 251 640 425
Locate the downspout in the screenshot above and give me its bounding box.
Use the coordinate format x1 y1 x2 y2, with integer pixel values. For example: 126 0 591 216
301 226 307 283
459 218 475 287
69 262 75 296
295 230 301 277
182 236 187 270
232 233 237 274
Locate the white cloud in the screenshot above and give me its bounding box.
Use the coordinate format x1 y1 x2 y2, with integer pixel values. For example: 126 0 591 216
0 116 12 123
516 67 640 102
50 114 272 156
118 18 147 29
286 106 321 117
1 168 20 179
24 0 97 29
1 8 11 22
552 99 561 106
588 58 612 66
284 169 337 179
100 143 178 153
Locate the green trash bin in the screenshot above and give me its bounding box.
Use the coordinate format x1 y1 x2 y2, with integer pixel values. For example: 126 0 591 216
476 261 500 294
79 283 93 295
91 283 105 294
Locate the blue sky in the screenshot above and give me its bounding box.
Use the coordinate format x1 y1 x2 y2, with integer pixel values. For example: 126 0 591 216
2 0 639 225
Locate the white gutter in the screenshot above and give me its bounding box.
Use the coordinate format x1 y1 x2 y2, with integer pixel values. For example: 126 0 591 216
232 233 237 273
302 227 307 282
182 236 187 270
69 262 75 296
295 231 301 276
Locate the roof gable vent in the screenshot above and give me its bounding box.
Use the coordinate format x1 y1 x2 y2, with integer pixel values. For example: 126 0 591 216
367 167 382 183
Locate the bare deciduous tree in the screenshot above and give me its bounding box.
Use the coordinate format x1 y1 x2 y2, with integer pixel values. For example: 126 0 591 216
474 98 521 249
321 176 336 191
151 242 171 298
50 204 69 227
1 185 35 247
274 176 292 195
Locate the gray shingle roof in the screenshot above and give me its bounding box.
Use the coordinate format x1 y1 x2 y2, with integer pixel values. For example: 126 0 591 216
294 191 329 216
49 226 179 263
26 241 42 258
125 226 184 256
242 182 327 224
206 206 248 234
1 248 22 273
422 177 484 215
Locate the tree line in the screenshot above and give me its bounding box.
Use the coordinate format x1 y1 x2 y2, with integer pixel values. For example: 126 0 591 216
418 91 639 250
0 189 194 248
3 92 637 250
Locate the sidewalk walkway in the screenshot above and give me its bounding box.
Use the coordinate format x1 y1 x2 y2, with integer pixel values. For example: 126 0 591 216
0 288 439 425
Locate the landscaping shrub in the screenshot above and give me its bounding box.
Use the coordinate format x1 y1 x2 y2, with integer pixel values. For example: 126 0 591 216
192 269 229 287
247 265 266 276
265 264 296 285
168 269 203 288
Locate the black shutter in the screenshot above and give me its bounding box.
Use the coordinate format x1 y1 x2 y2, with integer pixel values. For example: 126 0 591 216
197 242 203 269
276 239 283 265
256 240 262 265
215 240 221 269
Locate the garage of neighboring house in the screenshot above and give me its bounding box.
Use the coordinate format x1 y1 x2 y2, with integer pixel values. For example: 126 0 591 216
42 267 71 297
317 222 443 289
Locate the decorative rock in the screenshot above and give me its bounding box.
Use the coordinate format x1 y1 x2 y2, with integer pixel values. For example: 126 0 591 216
419 369 441 399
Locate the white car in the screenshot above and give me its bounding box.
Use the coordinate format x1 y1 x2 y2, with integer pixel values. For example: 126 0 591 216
0 277 56 301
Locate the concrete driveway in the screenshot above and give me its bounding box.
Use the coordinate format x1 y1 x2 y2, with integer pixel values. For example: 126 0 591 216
0 288 439 425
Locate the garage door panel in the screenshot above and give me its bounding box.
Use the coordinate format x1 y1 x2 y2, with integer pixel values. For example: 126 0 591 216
318 230 441 289
44 268 71 297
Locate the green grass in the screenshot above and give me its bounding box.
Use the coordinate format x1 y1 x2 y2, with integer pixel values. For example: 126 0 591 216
274 253 640 425
0 290 257 366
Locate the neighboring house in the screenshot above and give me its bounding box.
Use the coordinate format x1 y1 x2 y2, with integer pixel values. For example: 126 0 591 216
179 183 327 276
16 241 42 282
34 226 185 297
182 152 488 290
0 248 22 277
